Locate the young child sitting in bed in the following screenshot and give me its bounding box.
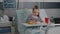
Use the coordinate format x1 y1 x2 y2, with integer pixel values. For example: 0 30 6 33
26 5 43 24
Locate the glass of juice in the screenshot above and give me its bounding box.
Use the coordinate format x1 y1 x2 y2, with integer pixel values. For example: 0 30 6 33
45 17 49 24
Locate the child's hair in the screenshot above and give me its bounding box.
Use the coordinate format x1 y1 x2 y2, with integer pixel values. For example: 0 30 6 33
33 5 39 11
32 5 39 17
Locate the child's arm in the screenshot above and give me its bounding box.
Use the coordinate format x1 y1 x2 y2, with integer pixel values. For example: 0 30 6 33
26 15 32 23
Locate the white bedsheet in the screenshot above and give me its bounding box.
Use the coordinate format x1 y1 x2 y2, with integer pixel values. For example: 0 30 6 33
47 27 60 34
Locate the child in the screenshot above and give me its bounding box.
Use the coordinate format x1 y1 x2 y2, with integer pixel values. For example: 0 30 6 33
26 5 42 24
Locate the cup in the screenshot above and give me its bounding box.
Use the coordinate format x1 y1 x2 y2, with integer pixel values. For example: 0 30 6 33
45 18 49 24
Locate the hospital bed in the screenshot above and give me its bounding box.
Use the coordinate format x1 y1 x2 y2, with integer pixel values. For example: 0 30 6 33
16 9 60 34
46 24 60 34
16 9 49 34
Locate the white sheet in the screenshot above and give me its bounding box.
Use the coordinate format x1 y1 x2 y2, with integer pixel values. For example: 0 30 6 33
47 27 60 34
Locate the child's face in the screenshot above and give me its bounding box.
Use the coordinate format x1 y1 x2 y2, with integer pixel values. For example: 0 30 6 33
33 9 39 16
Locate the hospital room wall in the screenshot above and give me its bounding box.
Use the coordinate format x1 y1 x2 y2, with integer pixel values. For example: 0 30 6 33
9 0 60 17
1 9 60 18
0 0 16 17
0 0 60 17
45 9 60 18
41 0 60 18
4 8 16 17
16 0 60 2
16 2 60 18
0 8 16 17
